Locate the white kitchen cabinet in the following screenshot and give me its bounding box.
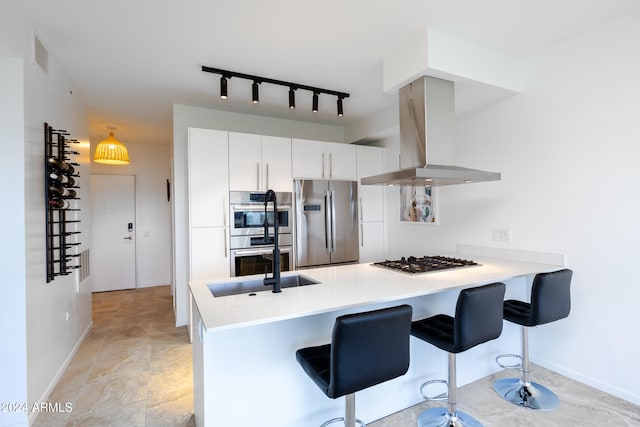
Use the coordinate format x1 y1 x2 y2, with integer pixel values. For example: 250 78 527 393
188 128 230 282
356 145 385 262
228 132 261 191
358 221 385 263
190 227 229 281
357 145 384 222
261 136 292 191
229 132 292 192
188 128 229 228
291 139 357 181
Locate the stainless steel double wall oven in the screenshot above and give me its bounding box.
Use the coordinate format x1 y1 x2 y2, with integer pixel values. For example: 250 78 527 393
229 191 293 277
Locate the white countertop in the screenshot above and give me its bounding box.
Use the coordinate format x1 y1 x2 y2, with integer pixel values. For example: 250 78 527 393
190 254 564 332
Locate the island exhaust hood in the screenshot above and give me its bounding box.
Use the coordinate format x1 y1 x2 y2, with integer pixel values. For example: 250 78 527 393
361 76 501 186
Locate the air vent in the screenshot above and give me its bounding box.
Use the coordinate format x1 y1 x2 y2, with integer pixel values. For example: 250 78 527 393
33 34 48 74
79 249 90 282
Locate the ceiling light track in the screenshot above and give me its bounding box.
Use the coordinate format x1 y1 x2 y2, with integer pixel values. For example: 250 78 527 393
202 66 349 116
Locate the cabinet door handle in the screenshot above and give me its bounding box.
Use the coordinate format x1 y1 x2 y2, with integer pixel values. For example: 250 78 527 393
256 163 260 190
223 228 228 258
329 153 333 179
265 163 269 189
359 197 363 221
360 223 364 247
321 153 325 178
223 196 227 226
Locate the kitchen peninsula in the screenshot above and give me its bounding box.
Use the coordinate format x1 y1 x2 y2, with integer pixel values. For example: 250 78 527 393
189 248 564 426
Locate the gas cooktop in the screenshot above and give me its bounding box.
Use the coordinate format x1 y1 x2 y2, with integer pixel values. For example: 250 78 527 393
372 256 480 274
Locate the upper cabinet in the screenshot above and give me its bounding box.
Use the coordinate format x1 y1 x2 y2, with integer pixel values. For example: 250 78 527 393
356 145 384 222
229 132 292 192
188 128 229 228
291 139 357 181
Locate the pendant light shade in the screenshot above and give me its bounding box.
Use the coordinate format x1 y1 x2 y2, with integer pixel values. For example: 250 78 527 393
94 132 130 165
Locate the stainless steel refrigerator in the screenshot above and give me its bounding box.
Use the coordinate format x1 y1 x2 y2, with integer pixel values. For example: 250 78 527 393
294 179 359 268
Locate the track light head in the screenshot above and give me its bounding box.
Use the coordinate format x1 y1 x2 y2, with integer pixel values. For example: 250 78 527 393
337 97 344 117
312 92 319 113
289 87 296 109
220 76 228 99
252 81 260 103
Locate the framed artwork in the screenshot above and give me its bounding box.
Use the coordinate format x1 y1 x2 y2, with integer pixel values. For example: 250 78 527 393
400 185 436 223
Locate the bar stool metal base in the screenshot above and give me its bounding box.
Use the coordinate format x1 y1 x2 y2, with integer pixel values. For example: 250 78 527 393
320 417 365 427
417 407 483 427
493 378 560 411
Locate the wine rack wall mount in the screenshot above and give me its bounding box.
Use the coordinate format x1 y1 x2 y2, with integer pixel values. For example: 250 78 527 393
45 122 81 283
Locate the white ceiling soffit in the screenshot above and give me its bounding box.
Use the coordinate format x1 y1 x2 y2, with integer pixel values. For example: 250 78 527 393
20 0 640 146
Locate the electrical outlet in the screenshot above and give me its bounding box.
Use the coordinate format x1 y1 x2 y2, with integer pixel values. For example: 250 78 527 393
492 228 512 242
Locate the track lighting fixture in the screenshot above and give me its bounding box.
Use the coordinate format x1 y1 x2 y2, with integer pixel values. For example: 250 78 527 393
252 81 260 103
220 76 228 99
289 87 296 109
202 66 350 116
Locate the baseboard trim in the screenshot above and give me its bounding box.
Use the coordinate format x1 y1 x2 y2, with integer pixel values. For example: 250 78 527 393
28 321 93 424
534 356 640 406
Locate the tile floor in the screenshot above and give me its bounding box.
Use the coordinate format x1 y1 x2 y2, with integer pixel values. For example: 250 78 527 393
33 286 194 427
34 285 640 426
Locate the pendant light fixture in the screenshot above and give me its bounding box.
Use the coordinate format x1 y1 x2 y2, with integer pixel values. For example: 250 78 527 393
94 128 130 165
202 66 349 116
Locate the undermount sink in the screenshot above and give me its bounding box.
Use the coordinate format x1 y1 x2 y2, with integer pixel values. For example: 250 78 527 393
209 274 320 297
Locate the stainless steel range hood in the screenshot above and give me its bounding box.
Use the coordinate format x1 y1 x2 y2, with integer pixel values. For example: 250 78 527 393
361 76 501 186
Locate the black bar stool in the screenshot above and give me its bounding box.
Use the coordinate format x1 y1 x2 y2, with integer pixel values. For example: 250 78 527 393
493 268 572 411
411 282 506 427
296 304 413 427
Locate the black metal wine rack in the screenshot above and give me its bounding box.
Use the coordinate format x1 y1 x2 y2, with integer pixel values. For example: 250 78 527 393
45 122 81 283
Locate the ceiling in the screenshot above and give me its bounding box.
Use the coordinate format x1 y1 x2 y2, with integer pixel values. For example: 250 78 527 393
22 0 640 146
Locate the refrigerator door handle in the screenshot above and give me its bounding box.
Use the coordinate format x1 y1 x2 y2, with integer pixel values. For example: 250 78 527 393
324 191 331 252
330 190 337 253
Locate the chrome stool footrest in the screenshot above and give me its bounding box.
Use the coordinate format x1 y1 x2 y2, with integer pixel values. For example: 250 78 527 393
495 353 522 369
419 379 448 401
493 378 560 411
418 407 483 427
320 417 365 427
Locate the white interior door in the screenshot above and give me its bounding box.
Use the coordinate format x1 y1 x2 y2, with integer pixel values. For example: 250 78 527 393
90 174 136 292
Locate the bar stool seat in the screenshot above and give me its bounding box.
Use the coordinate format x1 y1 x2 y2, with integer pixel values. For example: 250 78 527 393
296 304 413 427
411 282 506 427
493 268 573 411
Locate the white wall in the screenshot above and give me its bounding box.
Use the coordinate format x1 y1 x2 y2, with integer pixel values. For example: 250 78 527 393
0 55 28 427
384 11 640 404
91 143 172 288
0 2 92 425
172 104 345 326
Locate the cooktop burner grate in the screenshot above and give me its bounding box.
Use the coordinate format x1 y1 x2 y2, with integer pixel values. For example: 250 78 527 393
372 255 480 274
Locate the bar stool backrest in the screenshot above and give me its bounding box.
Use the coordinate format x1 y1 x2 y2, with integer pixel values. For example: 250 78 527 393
530 269 572 325
453 282 506 353
328 304 413 398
